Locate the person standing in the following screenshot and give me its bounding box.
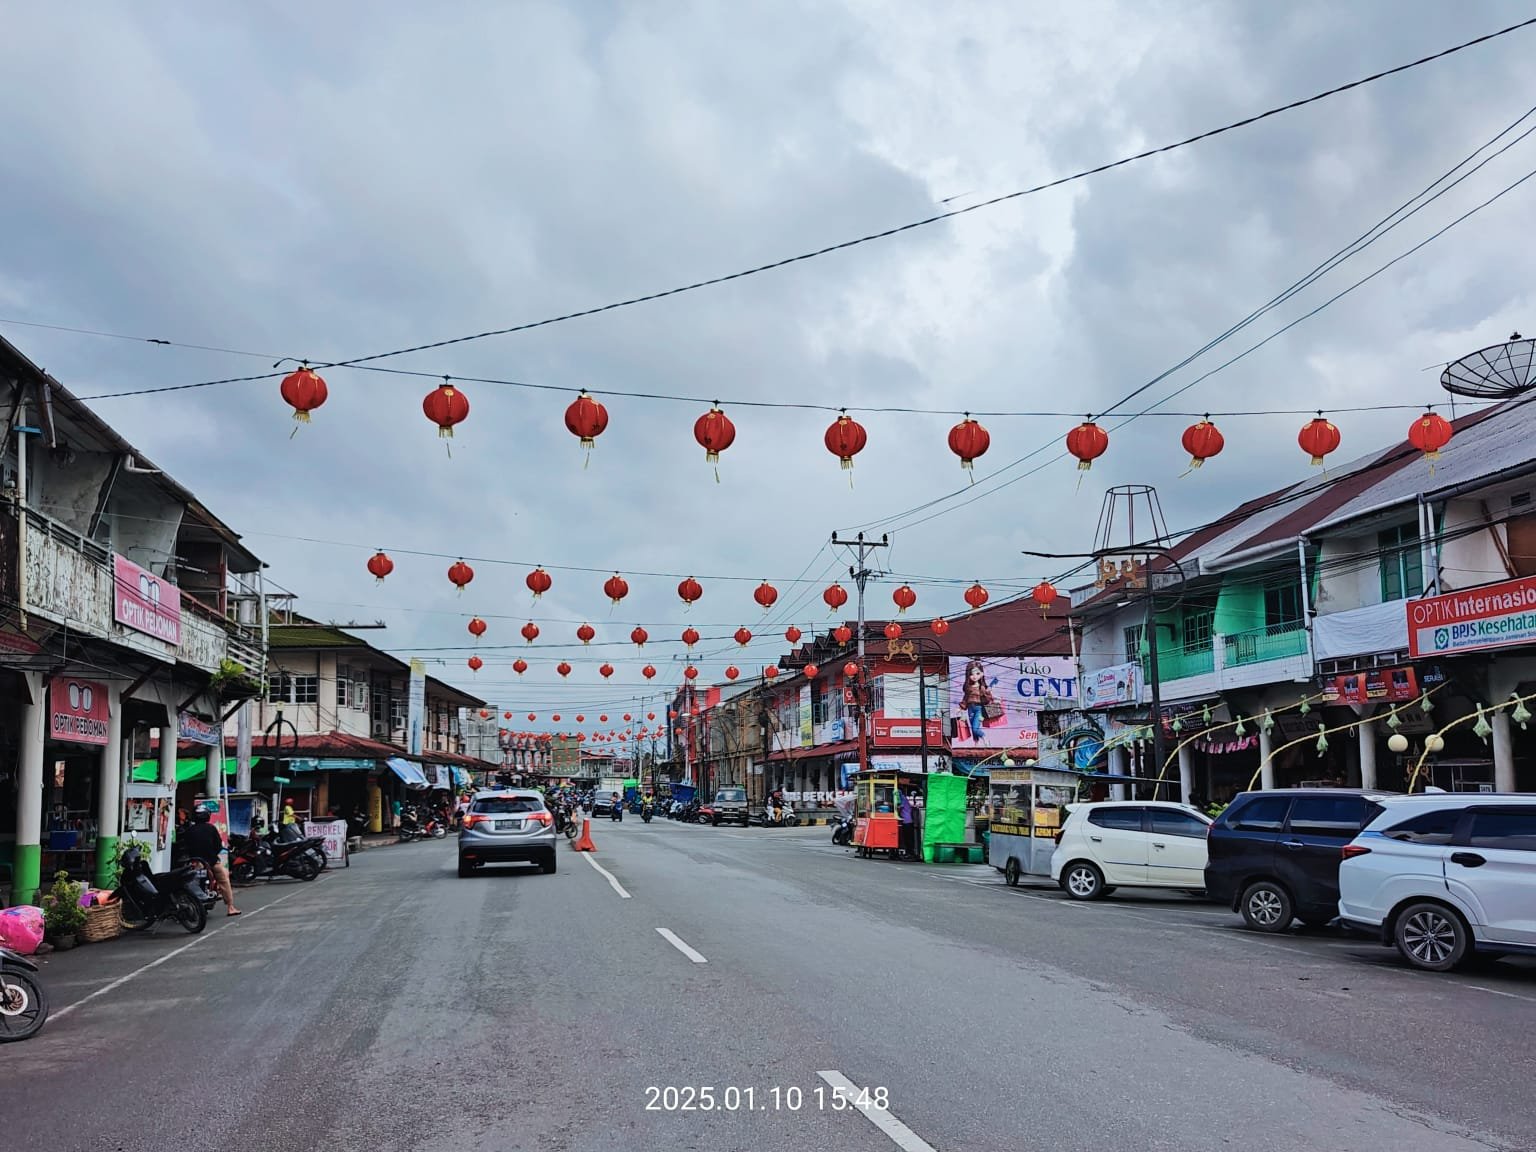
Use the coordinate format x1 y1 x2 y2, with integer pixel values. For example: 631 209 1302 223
898 788 915 860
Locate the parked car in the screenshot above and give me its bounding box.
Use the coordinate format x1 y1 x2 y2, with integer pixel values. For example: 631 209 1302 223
1339 794 1536 971
458 790 557 877
1205 788 1392 932
710 787 750 827
1050 801 1212 900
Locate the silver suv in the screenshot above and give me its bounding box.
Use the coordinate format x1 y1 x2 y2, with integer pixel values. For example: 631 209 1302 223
711 787 749 826
458 790 558 877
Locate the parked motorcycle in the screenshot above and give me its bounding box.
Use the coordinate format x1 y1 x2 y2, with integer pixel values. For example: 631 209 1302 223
831 812 855 846
0 948 47 1042
115 844 209 934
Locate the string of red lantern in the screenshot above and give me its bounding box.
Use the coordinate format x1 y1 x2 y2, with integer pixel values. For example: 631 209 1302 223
734 627 753 647
467 617 487 638
280 365 328 428
947 415 990 480
448 560 474 592
526 567 553 599
631 626 648 647
694 406 735 482
577 623 596 645
423 380 470 441
754 581 778 610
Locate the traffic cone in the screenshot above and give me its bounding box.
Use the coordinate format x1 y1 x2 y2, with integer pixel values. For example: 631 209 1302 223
572 817 596 852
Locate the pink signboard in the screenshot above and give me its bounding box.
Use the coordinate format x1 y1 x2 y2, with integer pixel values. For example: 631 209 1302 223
113 554 182 645
49 676 110 745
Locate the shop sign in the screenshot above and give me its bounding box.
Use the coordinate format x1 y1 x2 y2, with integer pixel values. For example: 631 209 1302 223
178 711 222 746
112 554 182 645
1407 575 1536 657
303 820 349 867
871 716 945 745
868 753 950 773
49 676 109 745
949 655 1077 748
1082 661 1141 709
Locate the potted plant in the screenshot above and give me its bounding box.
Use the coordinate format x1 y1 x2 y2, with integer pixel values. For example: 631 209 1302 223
110 836 153 891
43 871 87 950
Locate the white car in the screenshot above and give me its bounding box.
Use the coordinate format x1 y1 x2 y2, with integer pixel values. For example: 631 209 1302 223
1050 801 1212 900
1338 795 1536 972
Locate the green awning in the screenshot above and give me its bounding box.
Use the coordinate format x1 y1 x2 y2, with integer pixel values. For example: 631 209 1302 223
132 757 238 784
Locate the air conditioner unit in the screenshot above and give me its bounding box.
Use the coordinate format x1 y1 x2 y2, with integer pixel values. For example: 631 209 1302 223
371 721 389 740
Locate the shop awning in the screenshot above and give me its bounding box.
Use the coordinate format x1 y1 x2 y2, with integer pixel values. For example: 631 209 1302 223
387 757 431 788
451 767 473 788
131 757 237 784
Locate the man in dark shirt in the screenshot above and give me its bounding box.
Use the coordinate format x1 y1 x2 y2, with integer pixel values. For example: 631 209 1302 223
182 809 239 916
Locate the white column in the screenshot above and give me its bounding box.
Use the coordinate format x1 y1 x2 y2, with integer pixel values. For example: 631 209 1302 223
205 731 222 797
236 699 253 792
1177 744 1194 806
1258 726 1275 791
1108 744 1129 801
1492 709 1515 792
159 706 178 787
1358 717 1378 790
14 671 47 903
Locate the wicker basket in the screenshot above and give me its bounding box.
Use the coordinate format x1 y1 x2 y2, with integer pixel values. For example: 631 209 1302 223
79 899 123 943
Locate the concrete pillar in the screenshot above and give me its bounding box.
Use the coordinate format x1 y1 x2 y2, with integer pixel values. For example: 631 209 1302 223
13 671 47 904
1492 708 1516 792
1258 725 1276 791
1108 744 1129 801
1177 744 1194 806
94 684 124 888
205 736 222 798
159 707 178 787
1358 717 1378 790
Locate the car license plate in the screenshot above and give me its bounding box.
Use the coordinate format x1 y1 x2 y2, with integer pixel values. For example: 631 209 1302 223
494 819 520 831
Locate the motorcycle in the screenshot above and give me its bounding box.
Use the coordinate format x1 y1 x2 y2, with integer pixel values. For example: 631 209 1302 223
0 948 47 1042
115 844 210 934
641 801 653 824
762 800 800 828
831 812 856 846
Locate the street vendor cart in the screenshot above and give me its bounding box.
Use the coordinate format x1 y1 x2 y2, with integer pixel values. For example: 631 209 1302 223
852 772 900 858
987 767 1079 886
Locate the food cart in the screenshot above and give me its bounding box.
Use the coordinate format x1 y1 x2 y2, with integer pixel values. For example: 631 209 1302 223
851 772 901 858
986 766 1080 886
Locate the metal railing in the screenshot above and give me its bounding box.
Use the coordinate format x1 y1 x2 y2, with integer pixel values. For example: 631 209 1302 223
1223 621 1307 667
1143 640 1215 683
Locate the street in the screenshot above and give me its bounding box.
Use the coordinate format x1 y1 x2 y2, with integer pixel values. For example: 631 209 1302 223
8 823 1534 1152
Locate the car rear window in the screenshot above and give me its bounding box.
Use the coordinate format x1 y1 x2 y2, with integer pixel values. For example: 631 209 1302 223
1382 808 1461 845
1088 807 1143 831
472 797 543 815
1287 796 1377 839
715 790 746 802
1467 809 1536 851
1226 795 1289 832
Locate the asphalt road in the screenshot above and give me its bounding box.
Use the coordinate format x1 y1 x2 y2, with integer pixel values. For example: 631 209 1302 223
7 819 1534 1152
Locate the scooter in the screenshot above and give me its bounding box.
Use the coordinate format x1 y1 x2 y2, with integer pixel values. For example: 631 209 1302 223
115 844 209 934
763 801 800 828
641 801 654 824
0 948 47 1042
831 812 855 846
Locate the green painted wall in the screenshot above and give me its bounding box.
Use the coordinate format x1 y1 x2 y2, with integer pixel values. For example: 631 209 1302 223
1214 580 1265 637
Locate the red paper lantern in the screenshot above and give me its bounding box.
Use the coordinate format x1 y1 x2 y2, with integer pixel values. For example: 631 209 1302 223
479 709 490 719
557 662 572 678
884 622 903 641
833 624 853 645
1298 416 1341 466
467 617 487 638
526 567 553 599
1066 419 1109 471
1181 417 1225 469
947 415 991 474
520 621 540 644
279 366 328 424
843 661 859 679
682 626 700 650
785 625 802 644
931 618 950 637
684 665 699 681
824 411 868 471
576 715 585 723
694 406 736 471
512 658 528 675
467 656 483 672
669 709 679 720
725 666 740 681
423 381 470 437
577 622 596 645
1033 580 1059 612
964 582 989 611
603 573 629 604
552 714 562 722
753 581 778 610
678 576 703 606
630 626 648 648
764 666 779 680
366 550 393 583
734 626 753 647
504 711 513 719
643 665 657 679
892 584 917 615
528 713 537 722
565 391 609 450
623 714 632 721
824 583 849 613
600 663 615 679
1408 410 1453 461
804 663 819 679
647 712 656 720
444 561 474 594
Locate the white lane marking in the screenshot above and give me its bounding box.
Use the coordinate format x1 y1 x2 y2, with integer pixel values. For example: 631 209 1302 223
581 852 631 898
817 1070 936 1152
655 927 707 964
52 889 304 1021
1464 983 1536 1004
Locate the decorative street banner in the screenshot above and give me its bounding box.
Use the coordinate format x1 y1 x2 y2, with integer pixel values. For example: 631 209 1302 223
113 553 182 645
178 711 222 746
1407 575 1536 657
407 659 426 756
49 676 109 745
948 656 1077 749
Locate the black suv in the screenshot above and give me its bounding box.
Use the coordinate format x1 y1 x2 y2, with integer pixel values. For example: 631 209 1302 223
1205 789 1393 932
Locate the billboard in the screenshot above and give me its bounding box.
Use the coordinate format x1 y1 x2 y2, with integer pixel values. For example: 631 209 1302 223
1082 661 1140 709
949 656 1077 749
113 554 182 645
1407 575 1536 657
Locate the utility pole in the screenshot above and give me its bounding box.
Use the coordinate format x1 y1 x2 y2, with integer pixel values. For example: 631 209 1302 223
831 531 889 777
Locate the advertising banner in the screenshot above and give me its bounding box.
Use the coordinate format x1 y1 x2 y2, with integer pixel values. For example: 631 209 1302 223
798 686 813 748
949 656 1077 749
48 676 109 745
1325 665 1418 706
113 554 182 645
303 820 350 868
178 711 222 746
1407 575 1536 657
407 659 427 756
1082 661 1140 709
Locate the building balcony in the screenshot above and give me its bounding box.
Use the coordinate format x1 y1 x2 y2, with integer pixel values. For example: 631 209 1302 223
1311 599 1411 663
1135 622 1312 702
1223 621 1309 667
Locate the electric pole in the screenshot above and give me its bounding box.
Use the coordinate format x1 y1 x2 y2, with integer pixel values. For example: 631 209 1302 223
831 531 890 778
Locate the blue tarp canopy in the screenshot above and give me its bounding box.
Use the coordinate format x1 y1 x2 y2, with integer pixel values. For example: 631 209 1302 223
387 758 431 788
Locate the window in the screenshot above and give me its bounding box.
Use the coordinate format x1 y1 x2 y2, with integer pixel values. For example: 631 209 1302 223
1147 808 1209 838
867 676 885 715
336 663 352 710
1123 624 1145 661
1181 608 1214 651
1383 808 1461 845
353 677 369 709
292 675 319 705
390 696 408 730
1287 796 1376 839
1466 809 1536 851
1088 807 1144 831
267 673 291 702
812 682 832 725
471 796 543 815
1227 795 1290 832
1263 580 1302 628
1379 524 1423 601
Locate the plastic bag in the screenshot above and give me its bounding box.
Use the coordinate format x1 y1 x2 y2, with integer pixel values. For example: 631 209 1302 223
0 905 45 955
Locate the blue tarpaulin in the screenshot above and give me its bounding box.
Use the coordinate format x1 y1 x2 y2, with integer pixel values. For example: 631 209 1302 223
387 758 430 788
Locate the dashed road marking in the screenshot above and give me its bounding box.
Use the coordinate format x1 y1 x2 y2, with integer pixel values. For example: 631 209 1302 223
656 927 707 963
817 1070 936 1151
581 852 632 898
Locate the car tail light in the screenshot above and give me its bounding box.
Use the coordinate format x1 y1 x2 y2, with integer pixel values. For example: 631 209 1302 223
1341 843 1371 860
527 810 554 826
462 813 488 830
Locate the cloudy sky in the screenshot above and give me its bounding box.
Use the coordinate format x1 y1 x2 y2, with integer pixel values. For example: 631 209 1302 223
4 2 1535 722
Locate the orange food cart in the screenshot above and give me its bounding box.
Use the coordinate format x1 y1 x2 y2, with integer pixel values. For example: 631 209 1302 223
852 772 900 858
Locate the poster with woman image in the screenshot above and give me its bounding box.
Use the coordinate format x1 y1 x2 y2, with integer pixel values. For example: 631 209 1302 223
948 656 1077 748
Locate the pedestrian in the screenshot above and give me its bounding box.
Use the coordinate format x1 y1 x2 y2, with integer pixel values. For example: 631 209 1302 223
898 788 914 860
390 795 402 832
281 800 297 828
181 808 240 917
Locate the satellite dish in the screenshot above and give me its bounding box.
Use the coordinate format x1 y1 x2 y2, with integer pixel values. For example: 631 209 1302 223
1440 332 1535 399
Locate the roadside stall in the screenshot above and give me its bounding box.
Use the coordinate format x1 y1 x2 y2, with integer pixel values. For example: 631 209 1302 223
851 772 900 858
986 766 1080 886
